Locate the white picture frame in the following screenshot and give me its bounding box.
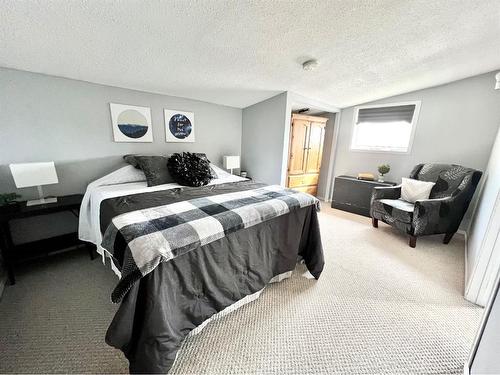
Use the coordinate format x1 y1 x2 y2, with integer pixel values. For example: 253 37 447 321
109 103 153 143
164 109 195 143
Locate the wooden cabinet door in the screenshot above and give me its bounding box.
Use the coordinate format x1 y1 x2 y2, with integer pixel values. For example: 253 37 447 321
305 121 325 174
288 119 309 175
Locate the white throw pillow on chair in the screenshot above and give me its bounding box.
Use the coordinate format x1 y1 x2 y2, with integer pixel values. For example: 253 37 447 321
401 177 436 203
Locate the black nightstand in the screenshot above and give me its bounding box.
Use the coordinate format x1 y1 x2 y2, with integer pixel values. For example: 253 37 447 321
0 194 92 285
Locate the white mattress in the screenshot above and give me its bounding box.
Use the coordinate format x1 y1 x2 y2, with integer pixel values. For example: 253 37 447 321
78 165 246 275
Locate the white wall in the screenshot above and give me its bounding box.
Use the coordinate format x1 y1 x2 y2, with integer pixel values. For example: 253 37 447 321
241 92 288 184
470 272 500 374
466 128 500 306
333 72 500 188
317 112 338 200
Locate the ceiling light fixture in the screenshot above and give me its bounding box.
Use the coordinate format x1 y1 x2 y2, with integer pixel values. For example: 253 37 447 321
302 59 318 71
495 72 500 90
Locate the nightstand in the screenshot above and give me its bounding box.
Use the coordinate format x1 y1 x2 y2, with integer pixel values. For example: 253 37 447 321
0 194 92 285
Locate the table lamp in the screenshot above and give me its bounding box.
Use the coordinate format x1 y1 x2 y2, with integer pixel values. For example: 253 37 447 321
223 155 240 175
9 162 59 206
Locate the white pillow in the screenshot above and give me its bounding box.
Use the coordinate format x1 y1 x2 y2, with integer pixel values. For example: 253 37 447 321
401 177 435 203
210 163 232 178
95 165 146 186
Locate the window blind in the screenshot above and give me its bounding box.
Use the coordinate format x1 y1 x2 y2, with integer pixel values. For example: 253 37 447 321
357 104 416 124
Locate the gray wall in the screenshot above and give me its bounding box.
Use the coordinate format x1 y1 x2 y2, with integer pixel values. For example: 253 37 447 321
0 67 242 251
0 67 242 200
333 72 500 189
241 92 288 184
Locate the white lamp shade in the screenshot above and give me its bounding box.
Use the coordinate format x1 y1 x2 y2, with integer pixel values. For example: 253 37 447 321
496 72 500 90
223 156 240 170
10 162 59 188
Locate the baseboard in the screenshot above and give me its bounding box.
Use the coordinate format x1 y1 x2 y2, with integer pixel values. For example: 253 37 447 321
459 229 469 291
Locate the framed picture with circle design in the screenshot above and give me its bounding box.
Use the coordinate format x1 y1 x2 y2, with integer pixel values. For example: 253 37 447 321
109 103 153 143
164 109 195 143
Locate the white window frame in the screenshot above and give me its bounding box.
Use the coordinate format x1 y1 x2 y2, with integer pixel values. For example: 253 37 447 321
350 100 421 154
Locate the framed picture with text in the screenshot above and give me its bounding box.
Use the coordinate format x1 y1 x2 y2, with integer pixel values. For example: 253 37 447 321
164 109 195 143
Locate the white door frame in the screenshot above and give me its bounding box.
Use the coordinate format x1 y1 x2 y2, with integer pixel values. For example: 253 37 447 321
464 268 500 374
281 92 341 200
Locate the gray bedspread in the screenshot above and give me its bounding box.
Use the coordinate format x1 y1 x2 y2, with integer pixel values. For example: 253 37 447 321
100 181 324 373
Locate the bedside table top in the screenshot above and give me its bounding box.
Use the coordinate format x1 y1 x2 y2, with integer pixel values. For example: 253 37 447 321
0 194 83 222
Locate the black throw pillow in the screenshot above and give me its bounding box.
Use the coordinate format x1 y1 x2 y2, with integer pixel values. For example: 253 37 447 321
134 156 174 187
194 153 217 178
167 152 212 187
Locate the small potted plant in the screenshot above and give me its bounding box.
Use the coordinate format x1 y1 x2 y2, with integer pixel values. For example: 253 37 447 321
377 164 390 182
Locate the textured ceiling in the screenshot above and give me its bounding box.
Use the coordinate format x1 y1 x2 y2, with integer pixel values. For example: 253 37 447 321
1 0 499 108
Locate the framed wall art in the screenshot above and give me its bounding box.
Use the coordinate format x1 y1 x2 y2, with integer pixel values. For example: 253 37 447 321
109 103 153 142
164 109 195 143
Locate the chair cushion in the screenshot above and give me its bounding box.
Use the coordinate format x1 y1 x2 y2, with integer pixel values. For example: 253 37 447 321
401 177 435 203
372 199 415 224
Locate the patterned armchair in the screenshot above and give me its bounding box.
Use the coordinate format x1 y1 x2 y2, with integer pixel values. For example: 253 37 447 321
370 164 482 247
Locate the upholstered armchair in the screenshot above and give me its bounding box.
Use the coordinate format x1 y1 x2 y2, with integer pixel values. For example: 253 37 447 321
370 163 482 247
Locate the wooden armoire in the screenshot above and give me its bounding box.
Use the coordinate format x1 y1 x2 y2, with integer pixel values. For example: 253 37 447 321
286 113 328 196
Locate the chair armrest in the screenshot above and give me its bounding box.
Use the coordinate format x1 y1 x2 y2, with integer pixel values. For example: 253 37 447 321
413 196 460 235
371 185 402 201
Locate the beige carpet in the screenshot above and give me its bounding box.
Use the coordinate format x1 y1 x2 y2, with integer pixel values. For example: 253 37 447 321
0 206 483 374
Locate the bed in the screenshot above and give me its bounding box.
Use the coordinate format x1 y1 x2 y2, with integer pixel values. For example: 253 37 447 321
79 163 324 373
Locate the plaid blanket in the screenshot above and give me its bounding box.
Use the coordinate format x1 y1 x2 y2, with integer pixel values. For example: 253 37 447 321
102 185 320 302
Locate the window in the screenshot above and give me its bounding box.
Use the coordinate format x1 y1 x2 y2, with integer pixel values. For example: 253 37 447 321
350 101 420 153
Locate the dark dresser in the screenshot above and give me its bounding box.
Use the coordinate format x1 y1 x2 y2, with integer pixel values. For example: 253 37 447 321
331 175 397 217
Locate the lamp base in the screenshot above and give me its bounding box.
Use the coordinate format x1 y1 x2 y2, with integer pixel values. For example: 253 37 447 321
26 197 58 206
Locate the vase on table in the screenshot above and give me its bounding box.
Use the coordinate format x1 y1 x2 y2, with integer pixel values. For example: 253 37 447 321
378 174 385 182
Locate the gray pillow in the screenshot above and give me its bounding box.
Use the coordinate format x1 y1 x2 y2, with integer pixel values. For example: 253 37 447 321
134 156 174 187
123 154 141 168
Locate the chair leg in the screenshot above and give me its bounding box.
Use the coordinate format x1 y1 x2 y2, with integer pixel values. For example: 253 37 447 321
443 233 455 244
86 243 96 260
408 235 417 248
372 218 378 228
